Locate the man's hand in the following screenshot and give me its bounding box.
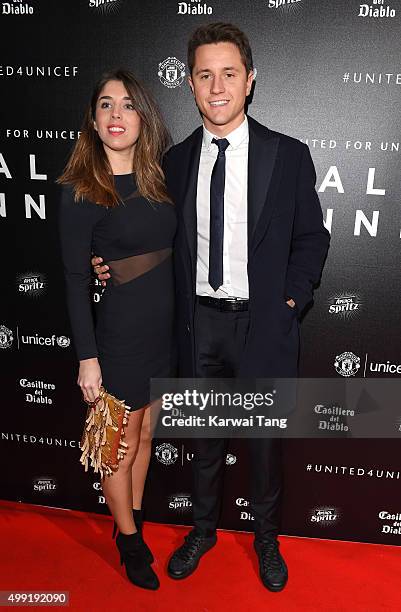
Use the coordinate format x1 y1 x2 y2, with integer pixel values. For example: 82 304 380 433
91 255 110 287
286 298 296 309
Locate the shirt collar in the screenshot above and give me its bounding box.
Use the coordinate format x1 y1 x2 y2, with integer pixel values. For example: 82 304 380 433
202 116 249 152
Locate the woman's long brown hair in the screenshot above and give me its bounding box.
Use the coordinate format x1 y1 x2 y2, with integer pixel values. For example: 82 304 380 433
58 69 172 206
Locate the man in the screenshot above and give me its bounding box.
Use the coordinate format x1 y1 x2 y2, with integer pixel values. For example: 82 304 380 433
94 23 330 591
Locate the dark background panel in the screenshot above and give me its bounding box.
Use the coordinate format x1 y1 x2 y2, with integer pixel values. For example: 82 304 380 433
0 0 400 546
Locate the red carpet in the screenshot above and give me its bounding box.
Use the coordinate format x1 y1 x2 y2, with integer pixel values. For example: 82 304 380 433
1 500 400 611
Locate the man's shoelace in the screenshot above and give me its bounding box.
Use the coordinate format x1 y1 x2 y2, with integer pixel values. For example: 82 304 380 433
175 533 205 562
259 541 284 571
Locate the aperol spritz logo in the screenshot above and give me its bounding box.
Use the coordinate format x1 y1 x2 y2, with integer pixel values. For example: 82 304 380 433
310 507 340 526
328 293 362 320
168 493 192 513
267 0 303 11
89 0 123 13
16 272 47 298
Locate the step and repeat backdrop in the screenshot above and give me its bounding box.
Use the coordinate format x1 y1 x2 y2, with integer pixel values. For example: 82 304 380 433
1 0 400 545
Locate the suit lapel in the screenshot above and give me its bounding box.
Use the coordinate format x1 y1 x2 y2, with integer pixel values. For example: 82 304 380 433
247 118 280 257
181 128 202 283
179 118 281 280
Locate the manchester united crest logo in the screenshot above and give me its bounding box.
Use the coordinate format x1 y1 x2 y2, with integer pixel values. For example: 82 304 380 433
155 442 178 465
158 57 186 88
334 351 360 377
0 325 13 349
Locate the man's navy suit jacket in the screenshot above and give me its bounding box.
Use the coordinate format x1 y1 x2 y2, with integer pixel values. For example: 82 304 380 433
163 116 330 377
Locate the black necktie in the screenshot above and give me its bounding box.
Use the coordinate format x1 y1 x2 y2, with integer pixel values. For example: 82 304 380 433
209 137 230 291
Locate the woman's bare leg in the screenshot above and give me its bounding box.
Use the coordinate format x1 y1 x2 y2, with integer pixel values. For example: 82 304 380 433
101 407 145 534
131 406 152 510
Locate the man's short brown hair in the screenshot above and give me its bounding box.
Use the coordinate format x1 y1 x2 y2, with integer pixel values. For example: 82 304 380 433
187 22 253 75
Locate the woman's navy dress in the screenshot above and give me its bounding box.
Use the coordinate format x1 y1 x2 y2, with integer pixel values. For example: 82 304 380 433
59 174 176 411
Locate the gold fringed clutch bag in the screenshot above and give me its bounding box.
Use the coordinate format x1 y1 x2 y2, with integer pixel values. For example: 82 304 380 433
79 387 130 478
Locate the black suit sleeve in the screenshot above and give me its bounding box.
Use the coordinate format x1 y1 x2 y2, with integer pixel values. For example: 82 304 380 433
285 144 330 314
58 186 106 361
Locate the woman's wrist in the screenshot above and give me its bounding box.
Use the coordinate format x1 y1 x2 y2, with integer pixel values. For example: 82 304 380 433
79 357 99 365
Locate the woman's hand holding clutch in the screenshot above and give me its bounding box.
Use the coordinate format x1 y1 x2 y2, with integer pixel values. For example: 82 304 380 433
78 358 102 403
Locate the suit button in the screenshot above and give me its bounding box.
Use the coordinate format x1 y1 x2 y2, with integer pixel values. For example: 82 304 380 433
186 324 190 332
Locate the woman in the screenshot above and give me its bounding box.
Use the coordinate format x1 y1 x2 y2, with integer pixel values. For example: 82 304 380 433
58 70 176 590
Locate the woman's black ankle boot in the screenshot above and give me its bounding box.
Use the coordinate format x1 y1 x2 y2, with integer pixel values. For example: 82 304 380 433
132 508 144 533
116 532 159 590
133 509 154 564
112 510 154 564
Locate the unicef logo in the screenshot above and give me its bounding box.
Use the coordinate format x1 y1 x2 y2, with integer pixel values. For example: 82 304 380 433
0 325 13 349
334 352 360 377
158 57 186 88
226 453 237 466
155 442 178 465
56 336 71 348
